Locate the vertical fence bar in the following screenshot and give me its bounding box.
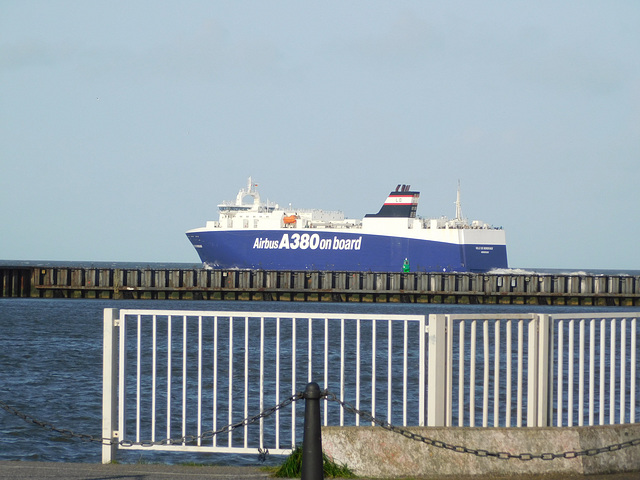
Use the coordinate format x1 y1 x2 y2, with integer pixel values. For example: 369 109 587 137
506 319 512 427
324 318 329 426
213 315 218 447
356 318 361 426
517 319 524 427
403 319 408 426
183 316 187 444
458 320 465 427
167 316 172 444
152 316 157 442
537 314 550 427
198 316 202 446
136 315 142 442
631 317 637 424
275 317 281 448
102 308 118 464
568 319 574 427
119 313 127 443
291 317 296 446
260 316 265 451
599 318 605 426
427 314 446 426
418 315 426 427
482 321 489 427
610 319 616 425
371 319 377 425
340 318 345 426
527 317 538 427
308 317 313 383
557 319 564 427
445 315 453 427
589 319 595 426
620 318 626 424
228 317 233 446
244 316 249 448
494 322 500 426
387 319 392 424
578 319 585 426
470 320 477 427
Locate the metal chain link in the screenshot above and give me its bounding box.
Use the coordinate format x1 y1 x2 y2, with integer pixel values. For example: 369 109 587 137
322 390 640 461
0 393 302 448
4 391 640 462
0 399 101 444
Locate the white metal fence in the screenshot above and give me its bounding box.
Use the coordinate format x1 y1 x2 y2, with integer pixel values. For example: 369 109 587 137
427 313 548 428
428 313 639 429
102 309 640 463
102 309 426 462
550 314 637 427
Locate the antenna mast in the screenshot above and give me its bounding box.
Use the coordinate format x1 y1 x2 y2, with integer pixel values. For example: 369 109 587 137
455 180 464 222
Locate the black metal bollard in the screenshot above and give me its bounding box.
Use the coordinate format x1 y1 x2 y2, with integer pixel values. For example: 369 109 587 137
301 382 324 480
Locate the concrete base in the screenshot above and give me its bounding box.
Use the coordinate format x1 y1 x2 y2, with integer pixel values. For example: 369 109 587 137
322 424 640 478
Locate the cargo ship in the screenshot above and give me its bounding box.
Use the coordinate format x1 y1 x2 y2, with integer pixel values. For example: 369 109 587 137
186 178 508 272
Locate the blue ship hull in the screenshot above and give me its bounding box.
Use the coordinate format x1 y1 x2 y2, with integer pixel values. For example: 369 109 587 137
186 230 508 273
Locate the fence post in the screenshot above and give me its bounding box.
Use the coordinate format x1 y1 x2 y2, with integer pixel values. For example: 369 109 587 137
527 316 539 427
301 382 324 480
102 308 118 463
427 314 446 426
527 314 551 427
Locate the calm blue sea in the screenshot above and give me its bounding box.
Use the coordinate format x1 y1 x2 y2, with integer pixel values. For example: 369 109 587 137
1 263 639 465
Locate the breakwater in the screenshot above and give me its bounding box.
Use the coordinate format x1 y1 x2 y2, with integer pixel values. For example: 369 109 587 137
1 265 639 305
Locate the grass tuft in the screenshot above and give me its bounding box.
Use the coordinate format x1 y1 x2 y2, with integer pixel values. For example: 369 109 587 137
272 446 356 478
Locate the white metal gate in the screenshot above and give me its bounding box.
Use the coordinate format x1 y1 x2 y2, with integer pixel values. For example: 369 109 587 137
102 309 427 462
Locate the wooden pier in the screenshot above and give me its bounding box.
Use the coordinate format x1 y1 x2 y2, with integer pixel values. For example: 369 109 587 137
1 265 639 305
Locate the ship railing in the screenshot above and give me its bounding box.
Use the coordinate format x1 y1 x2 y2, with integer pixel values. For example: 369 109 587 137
102 309 639 462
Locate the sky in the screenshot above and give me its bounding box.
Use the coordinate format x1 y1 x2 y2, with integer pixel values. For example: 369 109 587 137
1 1 639 270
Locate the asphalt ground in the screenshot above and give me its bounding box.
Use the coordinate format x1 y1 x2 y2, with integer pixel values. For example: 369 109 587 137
0 462 267 480
0 462 638 480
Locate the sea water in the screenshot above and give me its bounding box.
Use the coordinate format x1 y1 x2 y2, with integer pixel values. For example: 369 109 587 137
0 294 638 464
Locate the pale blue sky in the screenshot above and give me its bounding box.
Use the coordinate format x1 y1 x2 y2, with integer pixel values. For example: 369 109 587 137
1 1 638 269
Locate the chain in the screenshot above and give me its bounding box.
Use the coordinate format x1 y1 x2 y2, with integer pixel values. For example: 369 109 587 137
4 392 640 462
0 399 101 444
322 390 640 461
0 393 302 448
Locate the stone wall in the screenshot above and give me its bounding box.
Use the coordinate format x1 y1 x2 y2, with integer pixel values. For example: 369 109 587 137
322 424 640 477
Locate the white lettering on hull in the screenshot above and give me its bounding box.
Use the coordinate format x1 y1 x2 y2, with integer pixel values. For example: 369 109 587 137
252 238 280 249
252 233 362 251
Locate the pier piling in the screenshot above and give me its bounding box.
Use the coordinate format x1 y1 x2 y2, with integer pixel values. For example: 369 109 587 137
1 265 638 305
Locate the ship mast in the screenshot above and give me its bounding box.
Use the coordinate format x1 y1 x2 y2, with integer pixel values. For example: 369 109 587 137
235 176 261 209
455 180 464 222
